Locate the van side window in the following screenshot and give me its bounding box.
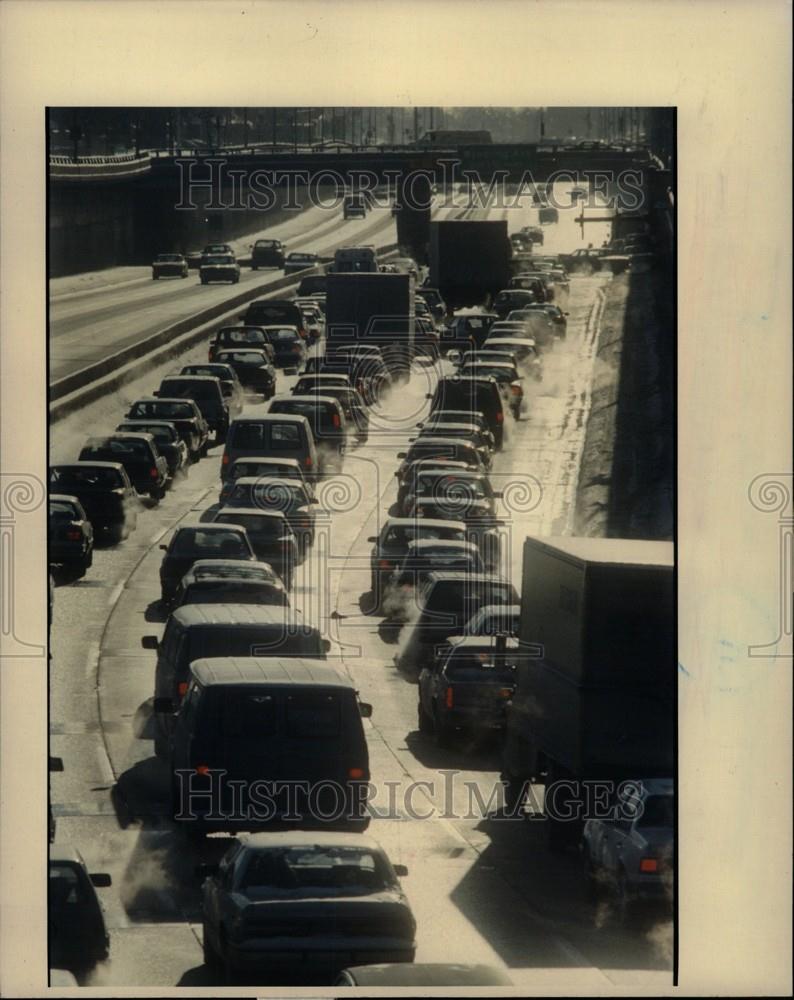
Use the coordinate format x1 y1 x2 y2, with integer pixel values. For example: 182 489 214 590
231 424 266 450
285 691 341 738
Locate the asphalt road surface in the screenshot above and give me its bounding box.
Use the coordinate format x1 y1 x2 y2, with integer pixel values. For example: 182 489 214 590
49 187 672 988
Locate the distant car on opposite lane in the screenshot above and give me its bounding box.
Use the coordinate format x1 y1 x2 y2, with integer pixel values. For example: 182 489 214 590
152 253 188 279
200 254 240 285
250 239 286 269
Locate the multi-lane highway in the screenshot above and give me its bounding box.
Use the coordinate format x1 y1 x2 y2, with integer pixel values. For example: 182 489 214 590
49 186 672 988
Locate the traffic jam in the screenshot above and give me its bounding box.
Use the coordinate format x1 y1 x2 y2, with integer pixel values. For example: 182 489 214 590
48 179 673 989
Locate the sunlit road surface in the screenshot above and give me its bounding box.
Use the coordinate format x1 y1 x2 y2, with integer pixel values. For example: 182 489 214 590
49 185 672 988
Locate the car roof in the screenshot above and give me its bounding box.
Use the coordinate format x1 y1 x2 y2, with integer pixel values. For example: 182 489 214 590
227 477 304 490
383 517 467 532
175 522 246 534
118 419 178 428
161 374 219 383
185 559 277 578
447 634 521 651
419 422 482 431
172 605 308 628
405 538 478 552
239 829 380 850
408 436 478 449
49 844 87 865
214 506 289 521
51 460 125 472
49 493 82 505
231 414 308 425
271 394 340 407
132 396 196 406
414 467 485 480
83 432 154 444
229 456 301 468
340 964 512 986
191 657 344 688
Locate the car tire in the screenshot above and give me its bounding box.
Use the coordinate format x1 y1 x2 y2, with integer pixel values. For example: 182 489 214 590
200 278 208 285
251 265 258 271
433 707 453 748
417 699 433 734
501 771 526 812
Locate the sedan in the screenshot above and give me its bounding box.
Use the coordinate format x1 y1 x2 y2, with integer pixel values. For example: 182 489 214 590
180 363 245 419
115 420 189 481
78 433 169 500
251 238 286 269
126 397 210 461
48 495 94 578
49 846 111 978
200 832 415 982
214 349 276 399
368 517 467 608
152 252 188 279
211 508 298 589
217 476 317 555
159 524 256 604
582 778 674 919
283 251 319 274
460 362 524 419
172 559 288 609
200 254 241 285
49 462 137 543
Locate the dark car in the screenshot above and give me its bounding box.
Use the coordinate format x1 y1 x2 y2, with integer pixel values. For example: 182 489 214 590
283 250 319 274
394 572 519 675
158 659 374 838
342 193 367 219
395 437 488 484
208 326 276 364
385 538 484 619
493 287 539 318
152 252 188 279
326 345 393 402
368 517 467 608
292 378 369 444
172 560 288 609
201 830 414 979
221 415 319 482
429 376 505 449
460 361 524 419
180 363 244 418
413 422 494 465
185 250 203 270
219 456 312 504
200 254 241 285
49 462 137 542
49 847 111 976
404 496 501 571
115 420 189 481
511 271 554 302
211 507 299 587
202 242 235 257
418 635 523 743
78 433 169 500
399 467 500 518
461 603 520 637
242 299 306 339
520 225 544 245
260 325 306 369
483 336 543 377
217 476 317 554
296 274 328 297
268 395 347 473
518 303 568 339
214 349 277 398
155 374 230 439
440 311 498 354
250 238 286 269
159 524 256 604
416 287 447 323
48 495 93 577
126 397 210 461
336 963 512 987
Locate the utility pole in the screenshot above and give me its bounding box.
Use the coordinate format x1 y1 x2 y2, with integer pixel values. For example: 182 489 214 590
243 107 248 148
293 107 298 152
272 108 277 149
413 106 419 142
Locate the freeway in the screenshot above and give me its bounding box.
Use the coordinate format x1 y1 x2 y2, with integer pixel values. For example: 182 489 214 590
48 187 671 988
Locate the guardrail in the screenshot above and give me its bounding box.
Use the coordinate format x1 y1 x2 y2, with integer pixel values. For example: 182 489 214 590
49 243 400 421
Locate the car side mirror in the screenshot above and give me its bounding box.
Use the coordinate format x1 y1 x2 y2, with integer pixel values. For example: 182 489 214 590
396 452 407 459
322 638 332 653
358 701 373 718
159 543 168 551
393 864 409 878
425 393 432 399
367 536 377 543
49 755 64 773
153 696 174 713
141 635 159 650
90 872 112 888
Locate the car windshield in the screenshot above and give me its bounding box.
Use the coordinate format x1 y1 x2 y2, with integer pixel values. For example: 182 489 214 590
83 439 150 459
49 863 89 909
425 580 515 613
215 513 287 538
288 254 314 263
171 529 249 557
132 401 192 419
272 401 334 428
271 329 299 341
446 651 516 681
182 582 286 606
49 500 80 519
161 380 217 399
121 425 172 444
204 256 232 266
230 462 299 481
416 475 487 499
193 563 276 582
256 241 279 248
157 254 181 262
463 364 515 380
384 525 464 545
51 467 122 489
218 352 265 365
228 482 303 506
219 328 266 345
469 609 519 634
636 794 674 829
240 846 393 895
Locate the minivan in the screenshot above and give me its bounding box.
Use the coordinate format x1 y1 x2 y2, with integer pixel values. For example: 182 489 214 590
146 605 330 755
428 376 505 449
268 394 347 473
155 656 371 833
221 414 318 481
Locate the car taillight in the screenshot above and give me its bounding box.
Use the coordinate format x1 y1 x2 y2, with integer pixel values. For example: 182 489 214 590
445 686 454 708
497 687 513 699
195 765 210 776
639 858 658 873
292 344 302 353
304 456 312 468
178 682 189 697
222 453 229 465
66 529 82 541
348 767 365 779
496 411 504 423
150 467 159 478
510 384 522 396
332 413 340 428
379 559 392 569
